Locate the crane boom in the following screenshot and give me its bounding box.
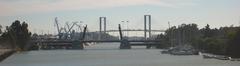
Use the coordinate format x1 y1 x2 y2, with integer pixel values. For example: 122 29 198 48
67 22 77 33
55 17 61 34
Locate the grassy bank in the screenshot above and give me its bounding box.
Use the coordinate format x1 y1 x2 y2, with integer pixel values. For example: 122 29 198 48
0 49 15 62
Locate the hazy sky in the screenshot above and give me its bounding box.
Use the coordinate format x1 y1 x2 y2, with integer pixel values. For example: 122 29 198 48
0 0 240 34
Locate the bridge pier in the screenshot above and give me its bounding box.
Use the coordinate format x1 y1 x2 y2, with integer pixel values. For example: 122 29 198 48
146 44 152 49
119 39 131 49
72 41 84 50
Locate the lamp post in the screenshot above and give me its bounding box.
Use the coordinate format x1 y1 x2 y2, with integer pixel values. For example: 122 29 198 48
126 21 129 37
121 20 129 37
121 21 125 37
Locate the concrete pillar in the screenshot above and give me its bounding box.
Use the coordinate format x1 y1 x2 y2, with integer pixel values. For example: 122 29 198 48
144 15 147 40
99 17 102 33
72 41 84 50
79 42 84 50
148 15 151 38
146 44 151 49
99 17 102 40
103 17 106 33
119 39 131 49
99 17 107 33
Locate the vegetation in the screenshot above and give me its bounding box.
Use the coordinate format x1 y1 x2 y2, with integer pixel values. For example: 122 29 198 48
155 23 240 58
226 29 240 58
0 20 31 51
0 25 2 34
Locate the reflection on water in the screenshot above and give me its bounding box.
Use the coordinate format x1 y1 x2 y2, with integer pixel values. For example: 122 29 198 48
1 43 240 66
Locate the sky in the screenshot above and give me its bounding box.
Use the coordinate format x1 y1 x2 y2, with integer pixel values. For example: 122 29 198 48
0 0 240 35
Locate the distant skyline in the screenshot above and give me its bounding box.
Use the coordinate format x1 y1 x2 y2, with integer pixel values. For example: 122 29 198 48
0 0 240 35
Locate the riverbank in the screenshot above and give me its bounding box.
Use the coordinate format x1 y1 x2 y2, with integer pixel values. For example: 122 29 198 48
201 53 240 61
0 49 15 62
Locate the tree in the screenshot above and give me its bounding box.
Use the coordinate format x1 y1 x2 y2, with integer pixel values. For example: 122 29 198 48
155 23 240 57
2 20 32 51
201 24 214 38
0 25 2 35
155 23 201 49
226 29 240 58
155 34 170 49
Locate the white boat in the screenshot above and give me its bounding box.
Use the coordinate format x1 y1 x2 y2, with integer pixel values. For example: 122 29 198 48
202 55 215 59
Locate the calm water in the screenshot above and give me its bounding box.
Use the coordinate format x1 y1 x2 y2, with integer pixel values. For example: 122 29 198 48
1 43 240 66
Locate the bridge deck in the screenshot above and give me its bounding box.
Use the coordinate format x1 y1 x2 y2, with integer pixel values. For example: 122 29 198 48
104 29 165 32
33 40 161 43
31 40 161 47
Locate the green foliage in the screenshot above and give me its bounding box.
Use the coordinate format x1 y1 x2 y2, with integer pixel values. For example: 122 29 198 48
200 38 227 54
155 23 240 57
155 34 170 49
201 24 213 38
0 25 2 34
156 23 200 48
226 29 240 58
0 20 31 51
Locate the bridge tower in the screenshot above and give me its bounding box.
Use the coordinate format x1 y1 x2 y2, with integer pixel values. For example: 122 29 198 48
144 15 152 40
99 17 107 33
99 17 107 40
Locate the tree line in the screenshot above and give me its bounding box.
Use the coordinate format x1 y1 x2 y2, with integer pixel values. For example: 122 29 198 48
155 23 240 58
0 20 31 51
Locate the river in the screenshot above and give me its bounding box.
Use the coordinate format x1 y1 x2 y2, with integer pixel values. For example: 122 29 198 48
0 43 240 66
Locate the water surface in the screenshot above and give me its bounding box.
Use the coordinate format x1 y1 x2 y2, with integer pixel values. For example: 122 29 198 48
1 43 239 66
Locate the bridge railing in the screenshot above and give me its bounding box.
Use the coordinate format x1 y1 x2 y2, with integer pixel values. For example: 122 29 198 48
30 39 162 43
